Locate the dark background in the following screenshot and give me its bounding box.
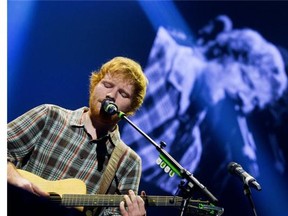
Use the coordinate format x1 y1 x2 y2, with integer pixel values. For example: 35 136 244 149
8 1 288 216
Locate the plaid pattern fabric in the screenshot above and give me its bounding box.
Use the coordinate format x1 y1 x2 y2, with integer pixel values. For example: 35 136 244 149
121 27 203 193
8 104 141 215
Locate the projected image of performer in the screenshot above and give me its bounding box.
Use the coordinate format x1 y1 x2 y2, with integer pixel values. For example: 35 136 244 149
120 15 287 196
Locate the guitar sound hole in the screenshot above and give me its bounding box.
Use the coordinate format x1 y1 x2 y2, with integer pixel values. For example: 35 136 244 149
169 198 175 204
49 192 62 205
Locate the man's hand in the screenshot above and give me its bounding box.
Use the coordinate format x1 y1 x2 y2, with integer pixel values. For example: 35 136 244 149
119 190 146 216
7 162 49 197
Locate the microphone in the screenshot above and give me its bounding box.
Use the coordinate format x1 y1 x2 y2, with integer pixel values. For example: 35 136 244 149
227 162 261 191
101 99 118 115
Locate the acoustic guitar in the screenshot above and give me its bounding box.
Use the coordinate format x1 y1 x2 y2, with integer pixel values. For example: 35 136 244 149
17 169 224 216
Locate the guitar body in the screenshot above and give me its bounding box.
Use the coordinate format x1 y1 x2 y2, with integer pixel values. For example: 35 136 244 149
18 169 86 211
18 169 87 195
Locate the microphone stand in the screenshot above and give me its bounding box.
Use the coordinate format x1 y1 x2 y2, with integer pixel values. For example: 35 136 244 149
243 183 258 216
117 111 219 207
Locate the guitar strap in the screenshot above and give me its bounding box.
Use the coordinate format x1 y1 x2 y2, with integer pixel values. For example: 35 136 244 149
87 141 129 216
97 141 128 194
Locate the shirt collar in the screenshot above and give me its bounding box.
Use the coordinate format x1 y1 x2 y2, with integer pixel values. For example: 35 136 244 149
70 106 89 127
69 106 121 147
108 125 121 147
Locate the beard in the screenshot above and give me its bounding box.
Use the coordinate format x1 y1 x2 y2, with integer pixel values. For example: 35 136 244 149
89 95 119 126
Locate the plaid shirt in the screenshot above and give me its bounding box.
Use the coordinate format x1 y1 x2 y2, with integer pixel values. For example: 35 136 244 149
8 104 141 215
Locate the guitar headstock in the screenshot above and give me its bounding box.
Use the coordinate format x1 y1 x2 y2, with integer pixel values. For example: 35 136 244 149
143 195 224 216
186 199 224 216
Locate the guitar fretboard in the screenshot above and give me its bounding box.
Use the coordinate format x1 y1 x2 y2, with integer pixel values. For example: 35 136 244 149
61 194 183 207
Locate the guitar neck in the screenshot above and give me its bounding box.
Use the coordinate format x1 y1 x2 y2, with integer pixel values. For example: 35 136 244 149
60 194 183 207
17 169 224 215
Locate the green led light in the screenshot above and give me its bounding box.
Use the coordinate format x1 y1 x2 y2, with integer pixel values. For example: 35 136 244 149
159 153 182 177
